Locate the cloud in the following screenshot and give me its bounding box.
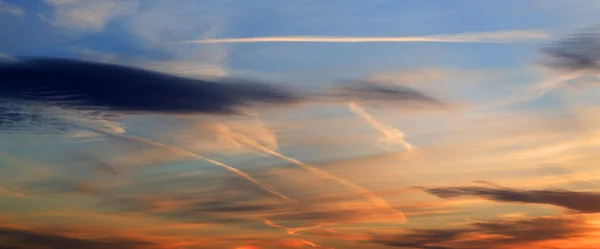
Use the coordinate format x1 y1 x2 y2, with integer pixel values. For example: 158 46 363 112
370 215 595 249
179 29 550 44
330 81 447 109
17 178 105 197
0 57 449 129
140 59 228 79
0 57 299 115
540 25 600 73
69 46 119 63
425 185 600 213
43 0 138 32
0 226 156 249
0 0 24 17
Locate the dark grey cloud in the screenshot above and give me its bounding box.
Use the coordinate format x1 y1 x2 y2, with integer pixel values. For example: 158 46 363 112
370 229 466 249
0 57 447 132
0 57 299 115
0 227 156 249
370 216 591 249
105 194 288 226
540 25 600 73
325 81 446 108
425 185 600 213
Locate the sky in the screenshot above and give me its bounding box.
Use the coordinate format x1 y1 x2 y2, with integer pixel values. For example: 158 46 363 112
2 1 600 249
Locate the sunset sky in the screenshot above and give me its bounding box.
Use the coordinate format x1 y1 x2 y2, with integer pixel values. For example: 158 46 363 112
2 1 600 249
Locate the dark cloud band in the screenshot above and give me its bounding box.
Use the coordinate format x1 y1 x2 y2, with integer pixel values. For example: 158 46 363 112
540 25 600 73
425 185 600 213
0 57 299 115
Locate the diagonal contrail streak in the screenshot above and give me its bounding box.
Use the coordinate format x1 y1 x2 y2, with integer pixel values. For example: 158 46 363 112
347 102 413 151
69 123 293 202
215 124 406 222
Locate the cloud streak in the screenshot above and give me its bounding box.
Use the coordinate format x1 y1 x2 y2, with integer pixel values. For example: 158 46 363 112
425 185 600 213
178 30 550 44
540 25 600 73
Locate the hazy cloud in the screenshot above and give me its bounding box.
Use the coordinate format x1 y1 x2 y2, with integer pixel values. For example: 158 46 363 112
69 46 119 63
0 57 448 129
43 0 138 32
541 25 600 73
0 101 70 133
0 0 24 17
331 81 446 109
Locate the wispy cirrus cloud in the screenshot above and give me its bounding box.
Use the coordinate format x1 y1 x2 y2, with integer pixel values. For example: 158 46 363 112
178 29 550 44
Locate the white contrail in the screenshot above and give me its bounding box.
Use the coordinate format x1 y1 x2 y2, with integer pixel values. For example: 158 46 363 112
178 30 549 44
347 102 413 151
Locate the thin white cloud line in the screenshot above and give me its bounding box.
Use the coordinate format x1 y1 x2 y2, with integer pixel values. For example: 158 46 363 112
177 30 550 44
